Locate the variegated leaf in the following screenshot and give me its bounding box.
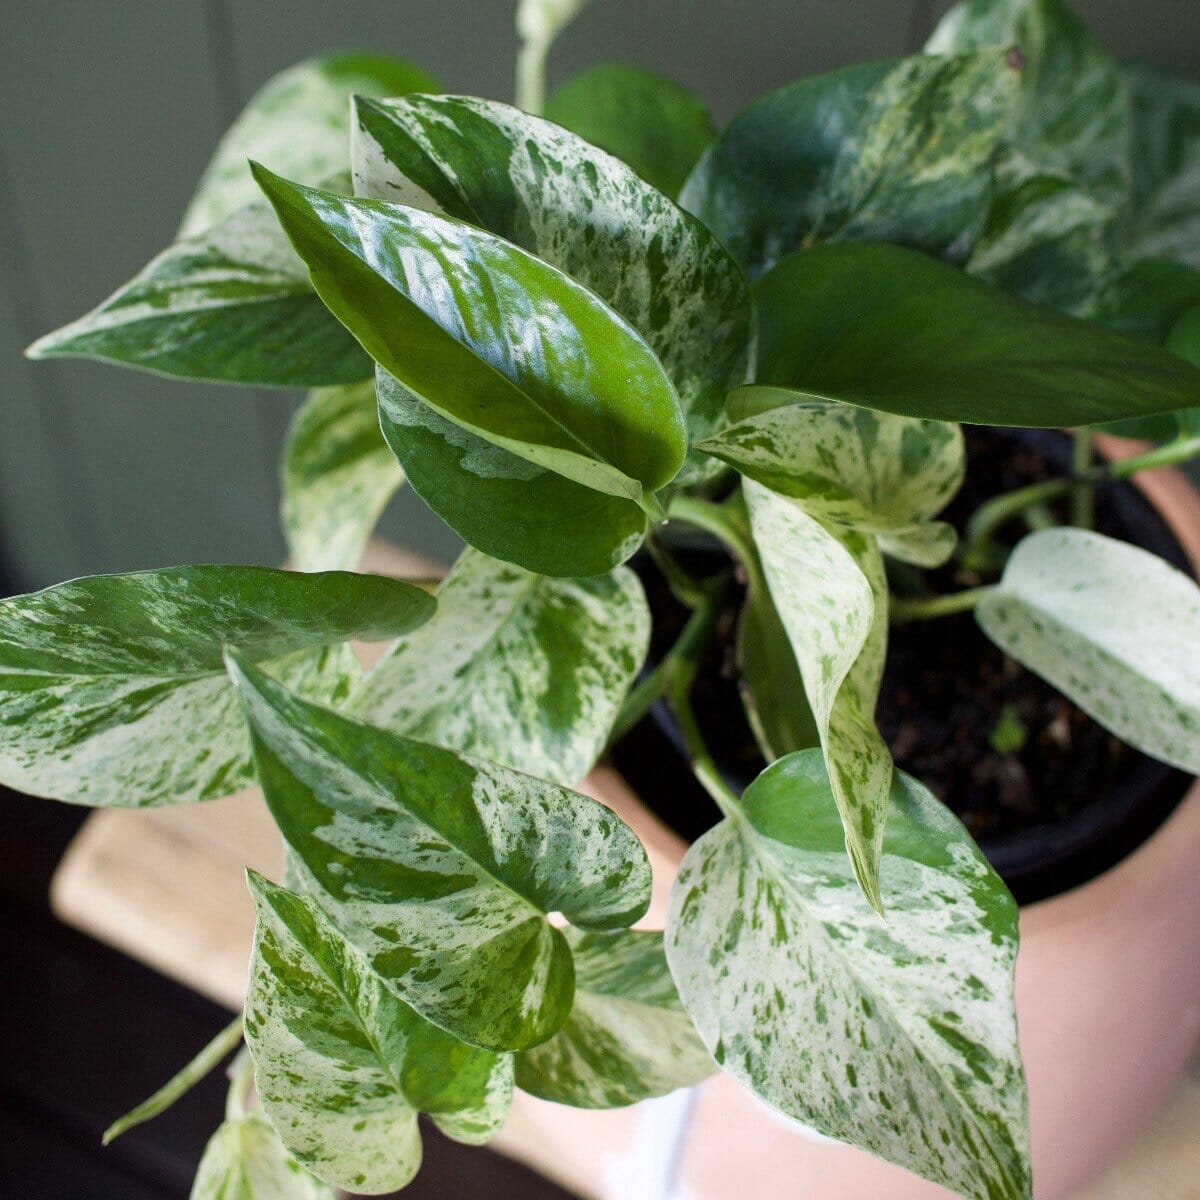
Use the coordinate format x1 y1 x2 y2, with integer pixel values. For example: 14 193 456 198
514 928 713 1108
0 567 432 808
281 380 405 572
191 1114 334 1200
245 872 511 1194
666 749 1030 1200
744 481 891 912
228 653 652 1051
977 528 1200 774
348 549 649 785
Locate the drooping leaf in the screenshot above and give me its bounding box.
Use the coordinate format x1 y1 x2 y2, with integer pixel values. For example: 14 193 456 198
180 53 438 238
744 482 891 911
680 51 1019 277
254 169 686 520
666 749 1030 1200
228 653 652 1051
754 242 1200 427
191 1114 334 1200
26 198 372 387
348 549 649 785
545 64 715 199
514 928 713 1108
977 528 1200 774
281 380 405 572
245 872 511 1194
0 567 432 808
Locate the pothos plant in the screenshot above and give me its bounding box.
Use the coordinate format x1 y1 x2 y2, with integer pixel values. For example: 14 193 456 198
6 0 1200 1196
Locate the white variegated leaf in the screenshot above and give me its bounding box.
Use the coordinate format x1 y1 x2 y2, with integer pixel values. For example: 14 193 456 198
191 1114 334 1200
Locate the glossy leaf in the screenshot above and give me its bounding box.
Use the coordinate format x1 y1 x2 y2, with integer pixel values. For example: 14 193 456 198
191 1114 334 1200
666 749 1029 1200
228 653 652 1051
745 482 891 912
680 52 1018 277
977 529 1200 774
348 549 649 785
180 53 438 238
545 64 715 199
245 872 511 1194
514 928 713 1108
281 381 404 572
755 242 1200 427
255 169 686 516
0 567 432 808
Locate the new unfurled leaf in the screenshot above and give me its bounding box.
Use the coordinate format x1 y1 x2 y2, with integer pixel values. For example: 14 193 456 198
514 928 713 1108
191 1114 334 1200
977 528 1200 774
228 653 652 1051
666 750 1029 1200
245 873 511 1194
680 52 1018 277
281 381 405 572
348 549 649 785
0 567 432 808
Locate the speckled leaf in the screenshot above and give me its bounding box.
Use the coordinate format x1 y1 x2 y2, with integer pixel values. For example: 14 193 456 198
514 928 713 1108
26 199 371 387
680 52 1018 277
190 1114 334 1200
545 65 715 199
245 872 511 1194
228 653 652 1051
281 381 405 572
977 529 1200 773
180 53 438 238
666 749 1029 1200
0 567 432 808
348 549 649 785
255 169 686 518
745 482 891 912
754 242 1200 427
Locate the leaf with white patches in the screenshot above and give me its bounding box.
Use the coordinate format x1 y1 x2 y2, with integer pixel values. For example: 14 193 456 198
745 481 892 912
0 567 432 808
666 749 1030 1200
348 548 649 785
514 928 713 1108
190 1114 334 1200
245 872 511 1194
281 381 405 572
977 528 1200 774
680 52 1018 277
228 653 652 1052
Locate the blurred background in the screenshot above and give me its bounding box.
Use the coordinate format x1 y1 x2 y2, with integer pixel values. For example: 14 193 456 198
0 2 1196 1198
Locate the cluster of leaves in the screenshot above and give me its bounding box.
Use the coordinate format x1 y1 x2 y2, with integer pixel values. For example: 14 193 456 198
6 1 1200 1198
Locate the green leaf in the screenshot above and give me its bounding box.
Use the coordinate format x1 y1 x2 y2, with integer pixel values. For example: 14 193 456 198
514 928 713 1108
191 1113 335 1200
977 528 1200 774
665 749 1029 1200
347 548 649 786
254 169 686 518
744 482 892 912
245 872 511 1194
228 652 652 1051
545 64 715 199
754 242 1200 427
180 53 438 238
281 380 405 572
26 198 372 387
680 52 1019 277
0 567 432 808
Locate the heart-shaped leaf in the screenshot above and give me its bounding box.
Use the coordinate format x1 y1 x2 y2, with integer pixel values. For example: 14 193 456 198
348 548 649 785
245 872 512 1194
680 51 1018 277
191 1113 335 1200
0 567 432 808
666 749 1030 1200
281 380 405 572
514 928 713 1108
977 528 1200 774
228 653 652 1051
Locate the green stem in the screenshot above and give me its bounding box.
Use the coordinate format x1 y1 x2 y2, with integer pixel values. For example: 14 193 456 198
1070 429 1095 529
514 37 548 114
225 1047 256 1122
889 585 997 624
645 536 708 610
668 494 758 582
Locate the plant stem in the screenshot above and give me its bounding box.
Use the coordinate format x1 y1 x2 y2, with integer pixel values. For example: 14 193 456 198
889 585 997 624
1070 429 1095 529
225 1047 256 1122
668 493 757 580
645 535 708 610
